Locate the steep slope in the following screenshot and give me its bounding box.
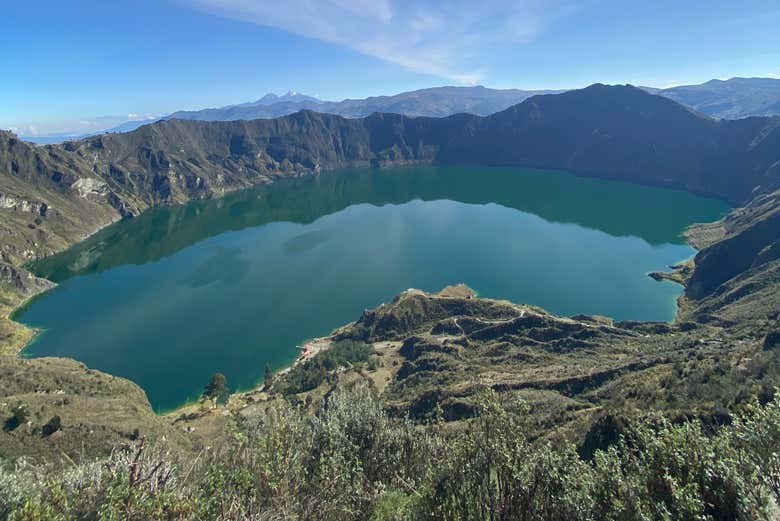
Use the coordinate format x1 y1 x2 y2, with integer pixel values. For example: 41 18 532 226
684 188 780 331
460 85 780 200
0 131 128 265
62 85 780 210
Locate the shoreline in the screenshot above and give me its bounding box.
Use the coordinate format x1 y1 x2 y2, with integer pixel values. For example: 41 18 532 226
159 334 336 417
0 172 304 357
2 165 727 416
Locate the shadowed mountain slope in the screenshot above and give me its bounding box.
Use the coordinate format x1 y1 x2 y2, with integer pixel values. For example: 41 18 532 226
684 188 780 333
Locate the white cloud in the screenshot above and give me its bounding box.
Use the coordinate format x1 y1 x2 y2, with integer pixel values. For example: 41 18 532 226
186 0 572 84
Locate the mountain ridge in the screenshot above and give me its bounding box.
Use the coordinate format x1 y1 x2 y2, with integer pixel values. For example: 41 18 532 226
19 77 780 144
3 84 780 270
165 85 564 122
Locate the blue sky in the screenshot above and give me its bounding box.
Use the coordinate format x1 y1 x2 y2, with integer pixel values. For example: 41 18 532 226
2 0 779 135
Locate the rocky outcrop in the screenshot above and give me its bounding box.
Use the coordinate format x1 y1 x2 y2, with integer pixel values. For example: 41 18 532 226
0 193 47 216
0 262 55 297
71 177 109 198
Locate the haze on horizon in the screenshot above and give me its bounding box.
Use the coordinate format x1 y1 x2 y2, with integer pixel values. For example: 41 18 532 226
2 0 780 136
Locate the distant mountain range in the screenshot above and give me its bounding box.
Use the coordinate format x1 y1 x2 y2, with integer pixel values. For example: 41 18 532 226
168 78 780 123
19 78 780 144
240 91 323 106
19 87 562 143
166 86 562 122
643 77 780 119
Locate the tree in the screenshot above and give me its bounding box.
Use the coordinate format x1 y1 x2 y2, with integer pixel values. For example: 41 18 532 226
203 372 230 405
264 363 274 387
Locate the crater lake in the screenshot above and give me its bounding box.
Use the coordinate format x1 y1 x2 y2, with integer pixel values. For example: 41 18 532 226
16 166 728 410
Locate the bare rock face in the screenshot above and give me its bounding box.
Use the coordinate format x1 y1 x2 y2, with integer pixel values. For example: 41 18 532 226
0 193 48 216
71 177 109 198
0 262 55 297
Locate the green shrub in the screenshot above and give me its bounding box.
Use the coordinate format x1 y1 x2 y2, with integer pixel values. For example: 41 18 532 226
276 340 374 395
2 387 780 520
41 416 61 437
426 391 594 520
3 405 29 432
729 393 780 506
590 419 768 520
372 491 419 521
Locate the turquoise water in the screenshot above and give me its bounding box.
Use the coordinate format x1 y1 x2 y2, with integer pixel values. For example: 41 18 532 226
17 166 728 410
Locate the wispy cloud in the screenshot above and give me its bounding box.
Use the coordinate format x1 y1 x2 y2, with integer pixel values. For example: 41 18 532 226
186 0 572 84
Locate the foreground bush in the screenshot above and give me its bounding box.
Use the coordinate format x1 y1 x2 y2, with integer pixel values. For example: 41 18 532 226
2 386 779 520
